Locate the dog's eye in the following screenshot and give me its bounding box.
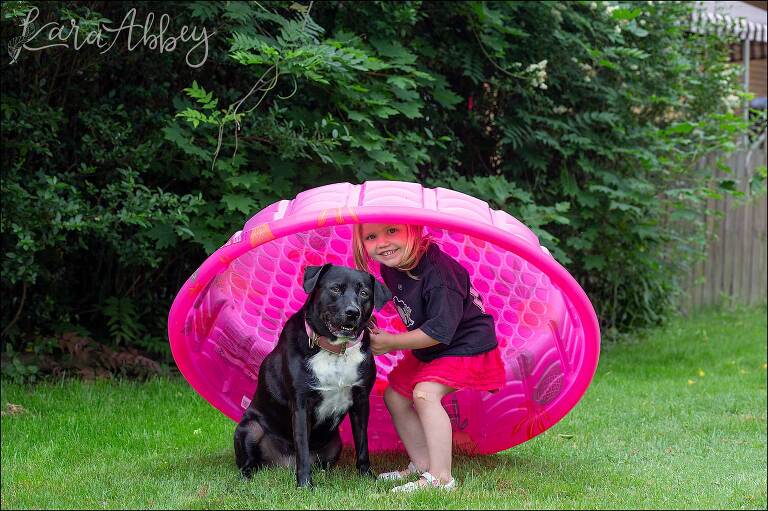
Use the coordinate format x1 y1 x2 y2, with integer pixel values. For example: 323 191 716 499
359 289 369 298
330 285 342 294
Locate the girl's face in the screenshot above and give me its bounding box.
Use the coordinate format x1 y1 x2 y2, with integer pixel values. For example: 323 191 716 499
361 224 409 268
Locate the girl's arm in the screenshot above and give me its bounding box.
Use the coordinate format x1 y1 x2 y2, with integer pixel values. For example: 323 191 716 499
369 328 439 355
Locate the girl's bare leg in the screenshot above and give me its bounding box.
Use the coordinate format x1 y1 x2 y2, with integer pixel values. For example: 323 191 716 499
383 386 429 472
411 381 456 485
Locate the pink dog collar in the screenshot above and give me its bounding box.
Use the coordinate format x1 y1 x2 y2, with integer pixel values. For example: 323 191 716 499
304 320 364 355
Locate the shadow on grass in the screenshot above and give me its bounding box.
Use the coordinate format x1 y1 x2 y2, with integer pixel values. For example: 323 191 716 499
349 447 591 488
145 440 599 498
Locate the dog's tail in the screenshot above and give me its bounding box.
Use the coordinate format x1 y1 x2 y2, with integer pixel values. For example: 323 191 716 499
234 420 265 479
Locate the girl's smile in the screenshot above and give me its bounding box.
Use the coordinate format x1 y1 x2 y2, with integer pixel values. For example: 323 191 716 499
361 224 408 267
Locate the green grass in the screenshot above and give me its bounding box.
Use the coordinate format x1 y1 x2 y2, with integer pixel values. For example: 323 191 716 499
2 306 766 510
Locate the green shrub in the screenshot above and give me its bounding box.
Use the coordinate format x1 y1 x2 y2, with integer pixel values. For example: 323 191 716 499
174 1 748 329
0 1 751 375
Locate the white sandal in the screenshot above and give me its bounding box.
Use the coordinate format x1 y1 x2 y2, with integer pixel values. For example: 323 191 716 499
377 461 424 481
390 471 456 493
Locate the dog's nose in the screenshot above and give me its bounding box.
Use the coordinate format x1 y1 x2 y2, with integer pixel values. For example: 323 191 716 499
345 308 360 321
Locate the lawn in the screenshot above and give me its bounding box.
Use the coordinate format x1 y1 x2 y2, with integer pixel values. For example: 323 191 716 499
1 306 766 510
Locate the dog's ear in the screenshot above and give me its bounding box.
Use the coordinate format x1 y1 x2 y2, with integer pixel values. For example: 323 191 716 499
372 276 392 311
303 264 332 294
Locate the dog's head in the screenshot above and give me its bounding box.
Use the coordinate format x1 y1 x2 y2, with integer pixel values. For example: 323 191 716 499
303 264 392 339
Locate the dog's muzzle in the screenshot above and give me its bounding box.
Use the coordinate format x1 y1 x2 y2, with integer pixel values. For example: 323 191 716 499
305 320 365 355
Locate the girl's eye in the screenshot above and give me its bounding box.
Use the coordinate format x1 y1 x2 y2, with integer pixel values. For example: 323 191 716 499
387 227 398 234
365 234 375 241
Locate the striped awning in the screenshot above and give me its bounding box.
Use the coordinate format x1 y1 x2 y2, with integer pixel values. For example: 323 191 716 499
690 9 768 43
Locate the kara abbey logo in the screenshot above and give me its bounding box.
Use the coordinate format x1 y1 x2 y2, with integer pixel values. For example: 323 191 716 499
8 6 215 67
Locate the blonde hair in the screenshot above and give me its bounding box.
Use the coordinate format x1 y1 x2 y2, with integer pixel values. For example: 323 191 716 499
353 223 432 278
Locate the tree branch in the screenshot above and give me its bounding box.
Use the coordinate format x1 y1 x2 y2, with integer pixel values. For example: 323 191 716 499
2 283 28 338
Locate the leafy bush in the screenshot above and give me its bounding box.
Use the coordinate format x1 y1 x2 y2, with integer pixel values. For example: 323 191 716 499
174 1 749 330
0 0 753 379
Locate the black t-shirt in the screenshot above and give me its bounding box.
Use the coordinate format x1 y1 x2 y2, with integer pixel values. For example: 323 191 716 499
380 243 498 362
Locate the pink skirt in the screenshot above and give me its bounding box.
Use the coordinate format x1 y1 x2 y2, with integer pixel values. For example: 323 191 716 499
387 347 506 399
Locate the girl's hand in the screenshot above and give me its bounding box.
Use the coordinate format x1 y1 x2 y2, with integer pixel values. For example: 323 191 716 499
369 330 398 355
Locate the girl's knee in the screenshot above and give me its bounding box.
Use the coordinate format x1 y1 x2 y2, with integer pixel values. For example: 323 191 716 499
384 386 411 411
412 382 455 405
412 388 441 403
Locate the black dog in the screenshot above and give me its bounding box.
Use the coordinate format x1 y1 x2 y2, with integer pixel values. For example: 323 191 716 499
234 263 391 487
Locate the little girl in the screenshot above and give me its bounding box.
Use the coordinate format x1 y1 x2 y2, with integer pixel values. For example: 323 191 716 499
353 223 505 492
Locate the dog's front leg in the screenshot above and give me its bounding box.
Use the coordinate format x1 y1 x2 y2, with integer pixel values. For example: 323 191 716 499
349 386 373 477
291 401 313 488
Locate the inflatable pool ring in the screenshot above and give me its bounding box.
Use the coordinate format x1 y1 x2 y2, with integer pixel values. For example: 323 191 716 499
168 181 600 454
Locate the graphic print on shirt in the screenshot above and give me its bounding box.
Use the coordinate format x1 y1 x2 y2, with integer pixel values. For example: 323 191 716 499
393 296 414 327
469 287 485 313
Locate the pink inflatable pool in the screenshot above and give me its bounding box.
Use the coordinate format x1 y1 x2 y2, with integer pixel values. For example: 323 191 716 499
168 181 600 455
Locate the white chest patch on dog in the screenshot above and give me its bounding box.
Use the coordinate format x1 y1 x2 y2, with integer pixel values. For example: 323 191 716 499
307 343 365 426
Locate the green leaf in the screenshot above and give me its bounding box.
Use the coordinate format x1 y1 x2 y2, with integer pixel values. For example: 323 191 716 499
583 254 606 271
162 125 212 161
221 194 257 214
432 85 463 108
577 192 600 208
610 7 642 21
183 81 215 106
392 101 423 119
189 1 220 21
350 136 383 151
663 122 695 135
345 111 373 127
368 149 398 165
368 39 417 66
386 76 417 90
371 105 400 119
609 201 641 214
560 169 579 197
145 224 177 250
175 226 195 239
227 173 267 191
749 165 767 196
567 236 592 251
597 59 619 71
625 22 649 38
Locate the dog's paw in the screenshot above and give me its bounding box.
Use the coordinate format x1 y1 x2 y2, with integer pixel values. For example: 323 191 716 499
357 465 375 478
297 478 314 489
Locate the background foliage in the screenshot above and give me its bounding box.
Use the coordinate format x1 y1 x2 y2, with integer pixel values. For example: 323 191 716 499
0 1 755 378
